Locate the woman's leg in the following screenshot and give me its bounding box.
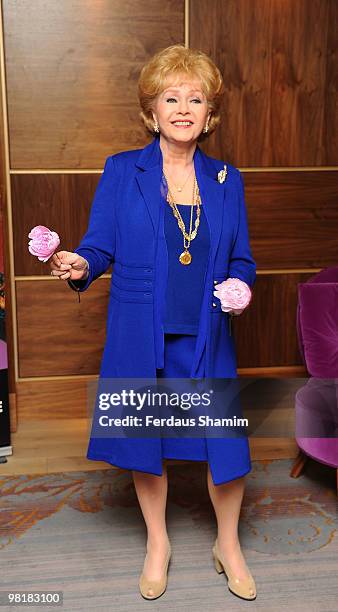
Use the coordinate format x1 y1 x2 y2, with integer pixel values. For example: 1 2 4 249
207 466 251 579
132 462 171 592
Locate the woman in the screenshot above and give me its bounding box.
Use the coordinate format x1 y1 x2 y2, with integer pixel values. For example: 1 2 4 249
50 45 257 601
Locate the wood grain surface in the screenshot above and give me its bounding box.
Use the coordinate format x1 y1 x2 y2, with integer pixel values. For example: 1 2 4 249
3 0 184 168
12 172 105 275
193 0 338 166
16 277 110 377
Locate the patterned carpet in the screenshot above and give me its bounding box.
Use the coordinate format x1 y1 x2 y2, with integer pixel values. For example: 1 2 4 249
1 458 337 611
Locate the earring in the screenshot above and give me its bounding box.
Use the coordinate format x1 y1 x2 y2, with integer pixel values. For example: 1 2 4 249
153 118 160 133
203 115 210 133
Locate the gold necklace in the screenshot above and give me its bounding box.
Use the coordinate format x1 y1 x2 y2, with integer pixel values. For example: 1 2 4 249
163 163 194 193
164 173 201 265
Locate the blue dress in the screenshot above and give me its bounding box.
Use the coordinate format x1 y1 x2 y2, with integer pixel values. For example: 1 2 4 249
157 203 210 461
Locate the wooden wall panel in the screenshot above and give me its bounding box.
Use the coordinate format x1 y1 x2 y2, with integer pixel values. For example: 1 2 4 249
11 170 338 276
17 378 91 419
269 0 331 166
3 0 184 169
191 0 338 167
326 0 338 163
11 172 106 276
244 170 338 269
16 273 312 378
16 278 110 377
235 272 313 368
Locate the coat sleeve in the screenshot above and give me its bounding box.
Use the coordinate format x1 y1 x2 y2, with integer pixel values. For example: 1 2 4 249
68 155 117 293
227 170 256 289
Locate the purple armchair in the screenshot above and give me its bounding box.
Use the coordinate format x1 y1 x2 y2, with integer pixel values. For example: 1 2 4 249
291 266 338 494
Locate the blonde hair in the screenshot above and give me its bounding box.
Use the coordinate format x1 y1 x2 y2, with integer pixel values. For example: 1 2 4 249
138 44 224 140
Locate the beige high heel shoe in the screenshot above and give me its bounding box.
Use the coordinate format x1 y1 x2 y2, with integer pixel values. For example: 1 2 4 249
212 539 256 600
139 544 172 600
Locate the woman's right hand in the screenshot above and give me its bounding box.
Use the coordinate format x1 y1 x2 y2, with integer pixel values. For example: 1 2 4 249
49 250 89 281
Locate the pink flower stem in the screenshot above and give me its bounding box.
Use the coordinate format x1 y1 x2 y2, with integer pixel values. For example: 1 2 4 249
228 313 234 336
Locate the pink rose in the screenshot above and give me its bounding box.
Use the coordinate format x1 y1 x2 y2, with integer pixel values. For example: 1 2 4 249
213 277 252 315
28 225 60 262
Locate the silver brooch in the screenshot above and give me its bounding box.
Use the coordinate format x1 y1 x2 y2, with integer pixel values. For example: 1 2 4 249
217 164 228 184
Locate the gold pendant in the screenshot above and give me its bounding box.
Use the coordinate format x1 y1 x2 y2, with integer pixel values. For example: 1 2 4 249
179 250 192 265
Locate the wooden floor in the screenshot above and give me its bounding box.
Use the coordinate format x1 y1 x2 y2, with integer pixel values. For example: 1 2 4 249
0 417 299 476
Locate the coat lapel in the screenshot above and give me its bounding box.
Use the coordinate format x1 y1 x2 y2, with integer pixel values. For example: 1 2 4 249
135 137 226 259
193 146 226 261
135 138 163 236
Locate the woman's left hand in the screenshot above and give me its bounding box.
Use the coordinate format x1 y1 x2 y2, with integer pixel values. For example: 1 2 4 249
213 278 252 315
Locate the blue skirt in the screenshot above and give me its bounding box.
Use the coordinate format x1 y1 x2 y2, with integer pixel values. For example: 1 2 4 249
157 333 208 461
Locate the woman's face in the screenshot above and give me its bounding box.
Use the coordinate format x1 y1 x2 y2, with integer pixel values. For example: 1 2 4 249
152 76 210 146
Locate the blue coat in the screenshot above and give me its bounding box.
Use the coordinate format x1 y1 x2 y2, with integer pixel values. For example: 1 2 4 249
69 136 256 485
